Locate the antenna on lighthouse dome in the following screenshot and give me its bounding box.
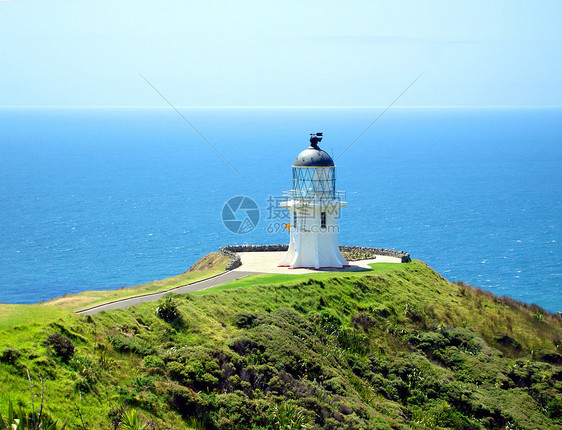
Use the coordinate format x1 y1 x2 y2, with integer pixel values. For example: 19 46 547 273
309 132 323 147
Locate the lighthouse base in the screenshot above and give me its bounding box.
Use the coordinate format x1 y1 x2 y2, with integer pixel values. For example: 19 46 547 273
278 238 348 270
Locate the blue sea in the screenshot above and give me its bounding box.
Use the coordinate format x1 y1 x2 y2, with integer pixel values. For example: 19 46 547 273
0 107 560 312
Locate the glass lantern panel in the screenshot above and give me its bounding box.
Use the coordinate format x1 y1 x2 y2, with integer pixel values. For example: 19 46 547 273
292 167 335 199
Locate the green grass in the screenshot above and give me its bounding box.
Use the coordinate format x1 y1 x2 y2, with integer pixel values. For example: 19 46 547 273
192 261 410 295
0 256 560 429
0 304 72 332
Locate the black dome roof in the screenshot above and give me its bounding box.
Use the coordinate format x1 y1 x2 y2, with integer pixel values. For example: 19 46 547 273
293 146 334 167
293 134 335 167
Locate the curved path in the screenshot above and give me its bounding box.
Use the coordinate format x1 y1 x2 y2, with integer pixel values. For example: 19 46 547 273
76 251 401 316
76 270 260 316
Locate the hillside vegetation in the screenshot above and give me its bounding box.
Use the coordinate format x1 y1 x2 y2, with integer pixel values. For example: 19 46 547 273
0 258 560 429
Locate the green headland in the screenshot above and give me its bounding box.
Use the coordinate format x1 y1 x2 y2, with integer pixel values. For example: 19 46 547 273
0 254 560 429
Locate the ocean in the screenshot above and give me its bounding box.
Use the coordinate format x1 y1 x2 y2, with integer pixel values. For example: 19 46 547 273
0 107 560 312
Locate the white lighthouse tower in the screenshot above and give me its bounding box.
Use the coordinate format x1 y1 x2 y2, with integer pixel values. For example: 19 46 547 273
279 133 348 269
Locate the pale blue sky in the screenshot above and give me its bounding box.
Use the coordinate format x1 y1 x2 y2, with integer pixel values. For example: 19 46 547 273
1 0 560 107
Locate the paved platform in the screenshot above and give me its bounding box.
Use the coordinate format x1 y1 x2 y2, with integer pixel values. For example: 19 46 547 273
232 251 402 274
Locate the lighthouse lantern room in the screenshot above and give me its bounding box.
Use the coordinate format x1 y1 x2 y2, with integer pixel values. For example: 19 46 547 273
279 133 348 269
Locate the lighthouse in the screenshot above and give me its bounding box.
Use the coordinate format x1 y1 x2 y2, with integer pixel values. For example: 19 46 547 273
279 133 348 269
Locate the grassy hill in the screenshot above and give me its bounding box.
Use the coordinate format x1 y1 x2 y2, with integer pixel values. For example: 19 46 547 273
0 256 560 429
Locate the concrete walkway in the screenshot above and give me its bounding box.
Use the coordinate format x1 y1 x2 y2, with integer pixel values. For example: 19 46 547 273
233 251 402 274
76 270 260 316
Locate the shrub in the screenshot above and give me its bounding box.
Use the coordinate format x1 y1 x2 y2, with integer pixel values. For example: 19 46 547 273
132 375 155 393
119 409 148 430
323 377 346 395
409 331 447 354
317 310 342 335
0 348 21 365
233 312 258 328
546 397 562 419
443 327 484 355
494 334 522 352
268 402 310 429
108 404 125 430
155 295 182 323
337 328 369 354
537 350 562 364
228 338 262 356
351 312 374 331
166 384 208 418
109 336 155 356
142 355 165 369
43 333 75 362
